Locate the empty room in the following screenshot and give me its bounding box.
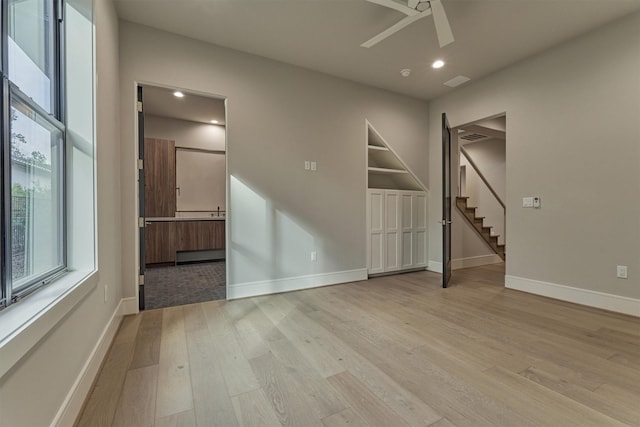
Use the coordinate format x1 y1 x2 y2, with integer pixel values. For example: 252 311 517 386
0 0 639 426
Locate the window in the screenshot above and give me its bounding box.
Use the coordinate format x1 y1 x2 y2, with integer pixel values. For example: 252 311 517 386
2 0 65 307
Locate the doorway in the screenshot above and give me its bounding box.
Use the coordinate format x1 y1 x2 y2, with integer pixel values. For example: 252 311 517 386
137 84 228 310
450 114 506 279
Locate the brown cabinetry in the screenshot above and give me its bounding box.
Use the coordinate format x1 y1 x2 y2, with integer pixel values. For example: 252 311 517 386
145 222 176 264
176 221 225 251
144 138 176 217
145 220 224 266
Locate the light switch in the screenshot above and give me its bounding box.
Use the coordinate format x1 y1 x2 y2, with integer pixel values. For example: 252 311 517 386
311 161 317 171
304 161 310 170
522 197 534 208
533 196 541 208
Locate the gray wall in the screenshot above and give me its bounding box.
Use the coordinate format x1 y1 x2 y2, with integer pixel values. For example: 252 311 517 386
145 114 226 152
119 22 430 298
429 12 640 301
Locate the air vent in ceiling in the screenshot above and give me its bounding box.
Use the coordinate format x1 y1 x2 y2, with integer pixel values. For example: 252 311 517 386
444 75 471 88
460 133 487 141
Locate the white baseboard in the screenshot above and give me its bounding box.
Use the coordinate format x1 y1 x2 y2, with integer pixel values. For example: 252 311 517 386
505 275 640 317
52 299 125 427
428 261 443 273
120 297 139 315
452 254 502 270
227 269 368 300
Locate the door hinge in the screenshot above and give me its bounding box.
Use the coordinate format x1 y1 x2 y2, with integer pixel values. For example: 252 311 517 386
138 217 145 228
138 275 145 285
137 159 144 170
137 101 143 113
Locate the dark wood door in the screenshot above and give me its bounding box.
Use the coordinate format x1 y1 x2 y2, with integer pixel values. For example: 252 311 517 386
442 113 452 288
144 138 176 218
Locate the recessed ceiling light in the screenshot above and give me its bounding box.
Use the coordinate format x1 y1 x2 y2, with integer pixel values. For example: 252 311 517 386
173 91 184 98
210 120 218 124
432 60 445 69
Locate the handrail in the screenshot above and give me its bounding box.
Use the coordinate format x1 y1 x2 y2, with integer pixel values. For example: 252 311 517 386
460 146 505 210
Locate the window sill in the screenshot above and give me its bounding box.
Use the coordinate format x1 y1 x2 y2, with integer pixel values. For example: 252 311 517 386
0 269 98 379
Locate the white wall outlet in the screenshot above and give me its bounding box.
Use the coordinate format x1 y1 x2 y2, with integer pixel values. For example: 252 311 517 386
311 161 317 171
304 161 310 170
311 251 317 262
616 265 628 279
522 197 534 208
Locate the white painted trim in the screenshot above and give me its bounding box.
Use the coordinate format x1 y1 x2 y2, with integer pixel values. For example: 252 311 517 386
505 275 640 317
452 254 502 270
120 297 139 315
227 269 368 300
120 297 140 316
51 299 125 427
0 270 99 379
428 260 443 273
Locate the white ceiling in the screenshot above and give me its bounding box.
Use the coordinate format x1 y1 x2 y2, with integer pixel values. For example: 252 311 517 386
142 84 226 125
116 0 640 101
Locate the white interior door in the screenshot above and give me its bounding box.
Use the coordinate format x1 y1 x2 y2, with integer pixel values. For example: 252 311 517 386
367 190 385 274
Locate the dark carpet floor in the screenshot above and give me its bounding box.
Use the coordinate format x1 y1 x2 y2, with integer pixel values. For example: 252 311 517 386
144 261 226 310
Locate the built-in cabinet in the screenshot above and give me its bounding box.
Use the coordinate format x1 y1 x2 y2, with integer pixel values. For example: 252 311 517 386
145 219 225 265
143 137 227 266
176 221 225 252
144 138 176 217
367 189 427 275
366 122 427 276
145 222 176 264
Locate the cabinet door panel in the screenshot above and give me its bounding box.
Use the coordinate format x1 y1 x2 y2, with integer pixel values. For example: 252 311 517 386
413 193 428 267
144 138 176 217
176 221 225 251
367 190 385 275
384 191 401 272
213 221 225 249
145 222 176 265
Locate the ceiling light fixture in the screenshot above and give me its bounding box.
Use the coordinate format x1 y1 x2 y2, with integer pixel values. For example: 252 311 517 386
400 68 411 77
173 91 184 98
432 60 445 69
210 120 219 124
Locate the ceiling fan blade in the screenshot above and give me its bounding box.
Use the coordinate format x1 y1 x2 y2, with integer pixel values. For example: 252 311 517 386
365 0 419 16
361 13 428 48
430 0 454 47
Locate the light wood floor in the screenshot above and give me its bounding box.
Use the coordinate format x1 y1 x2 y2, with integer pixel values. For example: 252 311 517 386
76 264 640 426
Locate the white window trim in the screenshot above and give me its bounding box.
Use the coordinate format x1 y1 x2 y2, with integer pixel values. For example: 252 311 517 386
0 269 98 379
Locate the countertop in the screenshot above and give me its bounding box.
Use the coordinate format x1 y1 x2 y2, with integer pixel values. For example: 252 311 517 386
146 217 226 222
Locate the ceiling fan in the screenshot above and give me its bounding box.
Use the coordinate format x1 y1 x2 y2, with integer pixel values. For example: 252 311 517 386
362 0 454 49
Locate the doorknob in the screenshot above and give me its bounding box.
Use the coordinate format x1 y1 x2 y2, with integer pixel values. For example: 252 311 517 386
439 219 452 225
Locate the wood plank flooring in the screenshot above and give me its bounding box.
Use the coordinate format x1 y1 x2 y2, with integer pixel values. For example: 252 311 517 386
76 264 640 426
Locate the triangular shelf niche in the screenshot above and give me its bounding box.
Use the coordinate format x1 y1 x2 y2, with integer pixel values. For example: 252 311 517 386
367 122 424 191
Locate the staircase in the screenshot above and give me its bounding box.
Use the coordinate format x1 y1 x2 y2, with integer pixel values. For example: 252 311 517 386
456 197 505 260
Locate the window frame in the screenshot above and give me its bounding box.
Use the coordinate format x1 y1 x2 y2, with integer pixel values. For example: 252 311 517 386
1 0 66 309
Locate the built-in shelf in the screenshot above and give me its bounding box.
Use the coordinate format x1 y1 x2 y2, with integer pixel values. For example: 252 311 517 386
366 122 424 191
367 145 389 151
368 167 408 174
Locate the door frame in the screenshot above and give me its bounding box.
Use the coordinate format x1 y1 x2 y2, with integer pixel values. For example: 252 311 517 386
450 112 507 276
134 82 230 310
